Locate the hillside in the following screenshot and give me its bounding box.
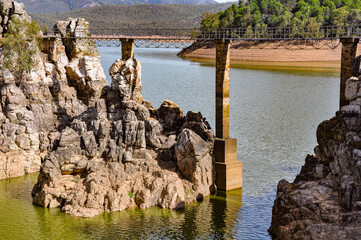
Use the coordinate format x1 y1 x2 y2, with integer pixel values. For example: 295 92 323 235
17 0 218 14
201 0 361 31
31 3 233 30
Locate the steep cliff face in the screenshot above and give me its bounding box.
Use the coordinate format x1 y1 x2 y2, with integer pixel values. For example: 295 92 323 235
0 0 109 180
0 0 215 217
269 63 361 239
0 0 53 179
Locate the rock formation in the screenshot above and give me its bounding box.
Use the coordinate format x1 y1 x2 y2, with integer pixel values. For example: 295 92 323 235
269 58 361 239
0 1 109 180
0 0 48 179
0 0 216 216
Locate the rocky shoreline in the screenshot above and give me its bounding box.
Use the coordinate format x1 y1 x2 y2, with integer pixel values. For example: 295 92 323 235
0 0 216 217
269 59 361 239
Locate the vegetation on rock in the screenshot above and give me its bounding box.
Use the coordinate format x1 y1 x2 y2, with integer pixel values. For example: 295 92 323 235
1 18 41 79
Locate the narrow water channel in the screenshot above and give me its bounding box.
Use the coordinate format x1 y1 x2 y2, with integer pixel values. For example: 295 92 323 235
0 47 339 239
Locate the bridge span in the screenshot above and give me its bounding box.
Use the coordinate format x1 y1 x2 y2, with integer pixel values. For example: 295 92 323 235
43 25 361 191
43 24 361 49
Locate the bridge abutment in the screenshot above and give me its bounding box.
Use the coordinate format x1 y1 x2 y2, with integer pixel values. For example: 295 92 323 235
214 39 243 191
121 38 135 59
340 37 359 108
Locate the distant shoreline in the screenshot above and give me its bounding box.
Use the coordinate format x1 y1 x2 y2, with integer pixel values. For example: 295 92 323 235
177 40 354 73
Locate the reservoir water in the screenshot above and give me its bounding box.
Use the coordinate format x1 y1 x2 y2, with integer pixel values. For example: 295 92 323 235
0 48 339 239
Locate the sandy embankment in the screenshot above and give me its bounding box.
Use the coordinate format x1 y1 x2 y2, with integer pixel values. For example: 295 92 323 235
178 40 359 72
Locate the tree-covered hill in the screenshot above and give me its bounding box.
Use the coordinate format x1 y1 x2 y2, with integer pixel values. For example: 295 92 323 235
18 0 218 14
201 0 361 31
31 3 233 30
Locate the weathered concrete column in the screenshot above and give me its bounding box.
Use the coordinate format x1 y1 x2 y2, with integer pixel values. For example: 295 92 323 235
340 37 359 108
214 39 242 191
121 38 134 60
216 39 230 139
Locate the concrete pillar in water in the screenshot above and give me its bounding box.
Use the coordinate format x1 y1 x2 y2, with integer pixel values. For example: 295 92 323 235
214 39 242 191
121 38 135 60
340 37 359 108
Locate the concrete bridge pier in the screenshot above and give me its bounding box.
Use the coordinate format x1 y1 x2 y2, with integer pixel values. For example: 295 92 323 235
340 37 359 108
121 38 135 59
214 39 243 191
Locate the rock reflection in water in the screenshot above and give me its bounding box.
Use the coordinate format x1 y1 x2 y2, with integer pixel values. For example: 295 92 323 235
0 174 243 239
75 190 243 239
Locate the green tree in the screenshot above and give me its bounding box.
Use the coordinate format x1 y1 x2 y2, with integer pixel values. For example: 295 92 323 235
294 1 311 22
306 17 323 38
1 17 41 80
199 0 361 31
331 6 349 25
278 9 293 26
201 12 220 31
351 0 361 9
253 10 262 26
244 25 254 38
268 0 283 15
269 14 279 27
260 0 268 14
346 8 361 24
290 17 304 37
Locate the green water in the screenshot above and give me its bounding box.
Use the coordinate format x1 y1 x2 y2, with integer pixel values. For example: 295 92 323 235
0 47 340 239
0 174 243 240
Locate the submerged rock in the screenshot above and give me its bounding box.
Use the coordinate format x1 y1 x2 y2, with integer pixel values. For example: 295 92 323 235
269 71 361 239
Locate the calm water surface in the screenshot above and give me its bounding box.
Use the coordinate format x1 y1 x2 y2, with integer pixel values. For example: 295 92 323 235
0 48 339 239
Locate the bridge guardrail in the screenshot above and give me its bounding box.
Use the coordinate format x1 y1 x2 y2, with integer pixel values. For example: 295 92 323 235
42 24 361 41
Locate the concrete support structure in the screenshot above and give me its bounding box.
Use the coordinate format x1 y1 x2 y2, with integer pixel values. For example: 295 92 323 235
121 38 135 60
340 37 359 108
214 39 242 191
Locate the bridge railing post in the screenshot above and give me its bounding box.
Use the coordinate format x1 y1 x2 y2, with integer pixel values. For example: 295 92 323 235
340 37 360 108
214 39 242 191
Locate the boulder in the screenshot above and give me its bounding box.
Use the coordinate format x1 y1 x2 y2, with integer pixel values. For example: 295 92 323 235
157 100 184 131
175 129 214 196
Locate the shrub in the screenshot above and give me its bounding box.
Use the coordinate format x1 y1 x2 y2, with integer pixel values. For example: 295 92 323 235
1 17 42 79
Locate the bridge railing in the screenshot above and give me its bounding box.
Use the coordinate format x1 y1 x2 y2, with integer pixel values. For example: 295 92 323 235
42 24 361 41
198 24 361 40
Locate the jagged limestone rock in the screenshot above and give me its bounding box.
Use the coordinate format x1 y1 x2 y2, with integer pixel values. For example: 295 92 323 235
0 0 216 217
109 58 143 104
0 3 106 179
32 58 216 216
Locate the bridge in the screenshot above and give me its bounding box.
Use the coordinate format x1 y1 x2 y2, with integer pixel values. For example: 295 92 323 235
44 24 361 49
43 24 361 191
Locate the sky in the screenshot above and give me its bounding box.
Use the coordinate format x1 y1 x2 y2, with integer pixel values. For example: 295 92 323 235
215 0 238 2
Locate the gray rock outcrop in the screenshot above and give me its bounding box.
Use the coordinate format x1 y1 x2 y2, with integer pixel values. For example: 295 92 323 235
0 0 30 35
31 57 216 217
269 60 361 239
31 74 215 217
0 0 216 217
0 1 108 179
0 0 47 179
